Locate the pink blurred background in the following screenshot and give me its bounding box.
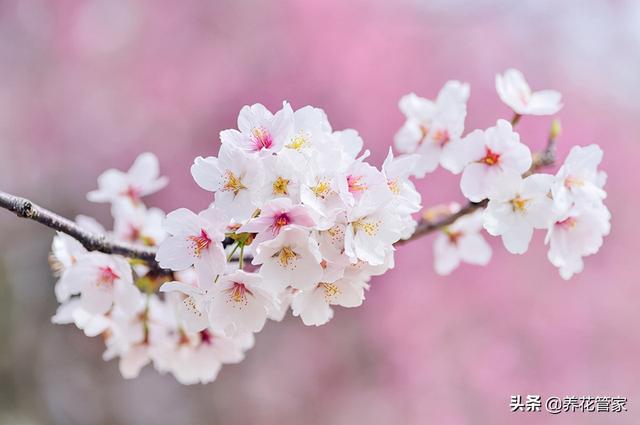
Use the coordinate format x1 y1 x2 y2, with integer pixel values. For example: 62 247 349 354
1 0 639 424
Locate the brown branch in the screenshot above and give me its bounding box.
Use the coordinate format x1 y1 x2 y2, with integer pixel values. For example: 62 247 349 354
0 123 558 268
0 190 159 262
396 123 558 245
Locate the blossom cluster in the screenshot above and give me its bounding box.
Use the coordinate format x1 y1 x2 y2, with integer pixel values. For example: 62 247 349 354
50 104 421 383
48 68 609 384
395 68 609 279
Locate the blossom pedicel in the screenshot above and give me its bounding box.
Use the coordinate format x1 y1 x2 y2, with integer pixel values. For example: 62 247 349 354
49 69 609 384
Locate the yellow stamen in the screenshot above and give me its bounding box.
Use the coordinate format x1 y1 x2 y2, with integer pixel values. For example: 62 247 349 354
277 247 297 267
272 176 290 196
286 133 308 150
509 195 530 213
311 180 331 199
223 171 246 195
352 218 380 236
319 282 341 302
388 178 400 194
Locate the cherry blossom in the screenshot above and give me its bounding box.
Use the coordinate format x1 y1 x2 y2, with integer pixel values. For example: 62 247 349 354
220 102 294 155
58 252 142 315
239 197 315 246
208 270 280 336
112 202 166 246
433 205 492 275
299 154 347 228
381 148 422 238
496 68 563 116
291 269 368 326
551 144 607 211
155 207 227 276
257 150 303 203
39 83 611 385
87 152 168 205
191 143 263 221
285 105 333 153
483 174 555 254
252 227 323 291
455 119 532 202
160 278 212 333
545 202 611 279
394 81 470 177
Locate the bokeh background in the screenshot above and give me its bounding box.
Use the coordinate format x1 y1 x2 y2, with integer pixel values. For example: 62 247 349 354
1 0 639 424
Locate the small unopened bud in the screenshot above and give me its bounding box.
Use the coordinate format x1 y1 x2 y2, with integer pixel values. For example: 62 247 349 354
550 119 562 140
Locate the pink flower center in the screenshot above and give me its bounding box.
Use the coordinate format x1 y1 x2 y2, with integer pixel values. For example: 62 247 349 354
479 148 501 166
122 185 141 203
226 282 253 305
347 175 368 194
446 230 463 245
419 125 450 147
199 329 213 345
128 224 141 242
251 127 273 151
564 175 584 189
432 129 450 147
188 229 212 257
556 216 577 230
97 266 119 287
271 213 290 235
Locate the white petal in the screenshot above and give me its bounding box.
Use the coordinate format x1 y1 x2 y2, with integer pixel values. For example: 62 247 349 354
501 222 534 254
458 233 492 266
291 288 334 326
191 156 221 192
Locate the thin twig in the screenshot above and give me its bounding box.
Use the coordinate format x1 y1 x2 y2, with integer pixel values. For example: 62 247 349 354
0 127 557 267
397 125 557 245
0 191 158 262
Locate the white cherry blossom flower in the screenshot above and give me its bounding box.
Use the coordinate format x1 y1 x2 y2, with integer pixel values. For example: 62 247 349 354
160 278 212 333
267 289 294 322
394 81 470 177
208 270 279 336
455 119 532 202
433 205 492 275
87 152 168 204
102 306 148 378
345 193 403 265
291 270 367 326
191 143 263 221
156 328 251 385
239 197 315 246
257 150 303 203
285 105 332 153
112 202 166 247
551 144 607 211
51 298 111 337
316 214 348 263
220 102 294 155
339 159 391 207
484 174 555 254
252 227 323 291
381 148 422 213
496 68 562 116
51 232 88 302
50 216 109 302
299 154 347 228
545 202 610 280
155 207 227 276
330 129 366 169
59 252 142 315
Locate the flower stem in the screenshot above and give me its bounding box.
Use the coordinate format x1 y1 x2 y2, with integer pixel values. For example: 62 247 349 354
239 243 245 269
